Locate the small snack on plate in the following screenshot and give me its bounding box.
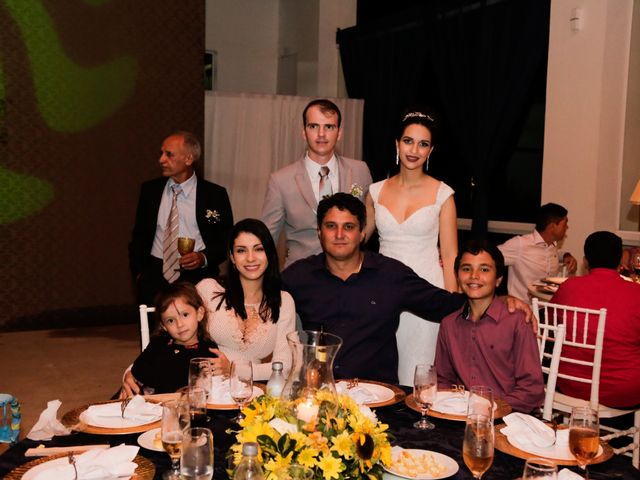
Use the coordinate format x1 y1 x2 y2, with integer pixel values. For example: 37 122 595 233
153 430 162 450
393 449 447 477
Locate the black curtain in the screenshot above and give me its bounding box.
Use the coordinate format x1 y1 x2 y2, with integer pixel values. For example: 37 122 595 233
337 0 550 236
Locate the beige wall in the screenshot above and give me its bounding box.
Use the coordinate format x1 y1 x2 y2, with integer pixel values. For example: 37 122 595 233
205 0 356 96
544 0 638 267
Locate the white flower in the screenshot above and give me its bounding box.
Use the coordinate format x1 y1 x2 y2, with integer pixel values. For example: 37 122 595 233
268 417 299 435
350 183 364 198
358 405 378 422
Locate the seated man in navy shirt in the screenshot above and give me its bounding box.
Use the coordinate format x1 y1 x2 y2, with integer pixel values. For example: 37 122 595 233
282 193 532 384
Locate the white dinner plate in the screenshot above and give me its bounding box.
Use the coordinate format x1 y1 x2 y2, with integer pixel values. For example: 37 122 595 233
79 411 160 429
507 434 603 461
383 448 459 479
336 381 395 404
543 276 568 285
138 427 163 452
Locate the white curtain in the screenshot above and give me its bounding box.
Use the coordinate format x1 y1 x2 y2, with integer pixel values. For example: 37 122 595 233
203 91 364 222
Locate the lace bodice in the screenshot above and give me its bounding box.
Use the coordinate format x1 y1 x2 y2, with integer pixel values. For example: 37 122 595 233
369 179 454 287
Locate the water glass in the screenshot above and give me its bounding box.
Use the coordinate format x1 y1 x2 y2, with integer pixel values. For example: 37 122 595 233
467 385 494 421
179 385 209 429
522 457 558 479
180 427 214 480
161 400 190 480
189 357 212 394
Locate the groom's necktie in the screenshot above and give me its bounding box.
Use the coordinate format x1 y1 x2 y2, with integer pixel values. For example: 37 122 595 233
162 184 182 283
319 166 332 199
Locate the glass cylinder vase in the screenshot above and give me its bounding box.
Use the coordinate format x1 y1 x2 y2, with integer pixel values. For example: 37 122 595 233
281 330 342 428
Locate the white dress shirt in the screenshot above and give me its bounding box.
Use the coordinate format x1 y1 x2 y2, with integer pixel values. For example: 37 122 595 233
498 229 564 301
304 153 339 202
151 173 205 259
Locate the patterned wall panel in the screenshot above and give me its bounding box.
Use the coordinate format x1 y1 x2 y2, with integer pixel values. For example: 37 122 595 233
0 0 204 328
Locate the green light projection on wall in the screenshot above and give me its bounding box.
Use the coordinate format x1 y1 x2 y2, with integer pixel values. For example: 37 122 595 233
1 0 139 224
5 0 139 133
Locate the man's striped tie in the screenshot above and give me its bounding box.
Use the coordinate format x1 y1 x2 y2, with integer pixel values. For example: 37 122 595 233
162 184 182 283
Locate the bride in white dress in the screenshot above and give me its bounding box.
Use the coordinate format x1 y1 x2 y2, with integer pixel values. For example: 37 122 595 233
365 110 458 386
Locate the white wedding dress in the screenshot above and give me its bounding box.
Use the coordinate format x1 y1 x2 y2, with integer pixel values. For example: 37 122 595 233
369 179 455 386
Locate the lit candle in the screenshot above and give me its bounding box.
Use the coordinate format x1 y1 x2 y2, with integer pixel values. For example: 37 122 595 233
296 399 319 423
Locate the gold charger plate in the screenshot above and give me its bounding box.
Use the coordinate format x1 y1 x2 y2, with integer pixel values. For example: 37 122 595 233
405 391 512 421
61 400 161 435
5 452 155 480
495 424 613 466
207 383 266 410
338 379 406 408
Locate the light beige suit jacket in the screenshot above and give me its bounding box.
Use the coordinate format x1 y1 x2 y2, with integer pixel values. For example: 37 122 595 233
261 155 372 267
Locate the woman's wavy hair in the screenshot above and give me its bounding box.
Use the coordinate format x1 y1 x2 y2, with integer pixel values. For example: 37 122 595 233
216 218 282 323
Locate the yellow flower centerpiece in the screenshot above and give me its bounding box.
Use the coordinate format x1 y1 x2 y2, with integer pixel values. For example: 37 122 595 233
228 392 392 479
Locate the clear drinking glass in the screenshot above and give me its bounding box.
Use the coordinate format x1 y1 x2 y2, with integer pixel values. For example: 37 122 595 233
161 400 190 480
569 406 599 478
229 359 253 423
462 414 494 479
522 457 558 479
189 357 212 394
413 364 437 430
180 427 214 480
179 385 209 429
467 385 494 421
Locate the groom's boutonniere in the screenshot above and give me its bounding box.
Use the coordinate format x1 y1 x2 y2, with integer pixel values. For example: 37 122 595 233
349 183 364 199
205 209 220 223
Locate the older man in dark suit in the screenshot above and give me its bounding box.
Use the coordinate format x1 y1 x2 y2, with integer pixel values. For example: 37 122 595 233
129 131 233 305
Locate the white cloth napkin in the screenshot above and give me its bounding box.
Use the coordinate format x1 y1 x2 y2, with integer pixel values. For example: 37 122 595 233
81 396 161 428
31 444 138 480
210 376 258 404
433 391 469 414
502 412 556 448
558 468 583 480
336 383 379 404
27 400 72 441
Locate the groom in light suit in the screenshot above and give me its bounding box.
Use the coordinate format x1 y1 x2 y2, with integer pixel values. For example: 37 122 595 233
261 99 372 267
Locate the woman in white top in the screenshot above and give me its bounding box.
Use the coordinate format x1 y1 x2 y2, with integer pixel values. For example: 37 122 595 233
365 108 458 385
197 218 295 381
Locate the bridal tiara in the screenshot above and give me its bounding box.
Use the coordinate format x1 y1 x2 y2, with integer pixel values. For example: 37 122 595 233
402 112 434 122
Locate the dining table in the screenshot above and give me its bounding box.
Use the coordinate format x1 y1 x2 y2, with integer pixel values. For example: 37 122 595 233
0 392 637 479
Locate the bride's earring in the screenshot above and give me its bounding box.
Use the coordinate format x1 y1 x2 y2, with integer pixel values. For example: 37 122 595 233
396 151 399 165
426 153 431 171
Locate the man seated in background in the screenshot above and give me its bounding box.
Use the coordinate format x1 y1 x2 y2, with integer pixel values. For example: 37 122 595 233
435 240 544 413
498 203 577 301
552 231 640 408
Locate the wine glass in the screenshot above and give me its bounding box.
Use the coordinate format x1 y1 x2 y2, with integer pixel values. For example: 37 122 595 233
569 406 599 478
180 427 214 480
189 357 212 394
463 414 494 479
177 237 196 256
179 385 209 429
161 400 190 480
467 385 494 421
522 457 558 479
230 359 253 423
413 364 437 430
176 237 195 271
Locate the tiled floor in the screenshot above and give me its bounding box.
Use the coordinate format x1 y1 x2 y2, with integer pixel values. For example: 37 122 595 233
0 324 139 439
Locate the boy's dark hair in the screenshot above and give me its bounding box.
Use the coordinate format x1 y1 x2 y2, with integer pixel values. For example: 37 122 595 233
154 281 212 343
535 203 568 232
584 231 622 270
302 99 342 127
454 239 505 278
316 193 366 231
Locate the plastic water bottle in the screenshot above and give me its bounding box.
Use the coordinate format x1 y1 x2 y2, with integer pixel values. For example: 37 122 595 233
233 442 264 480
266 361 285 397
